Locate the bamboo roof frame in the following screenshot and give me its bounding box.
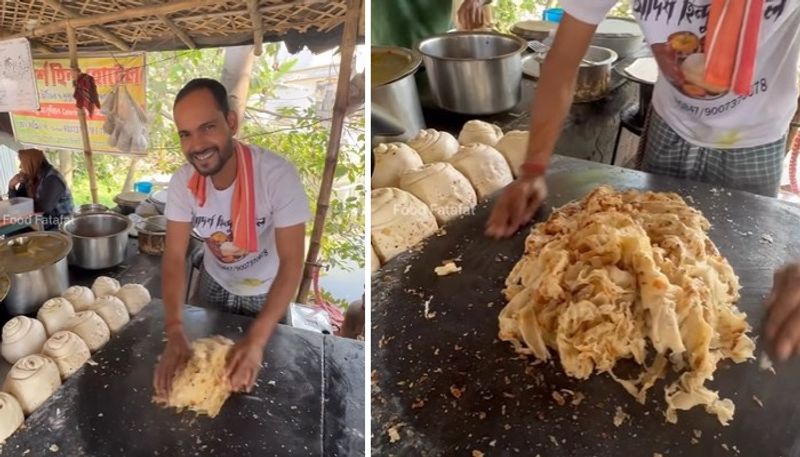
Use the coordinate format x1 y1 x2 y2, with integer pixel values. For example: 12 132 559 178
1 0 364 55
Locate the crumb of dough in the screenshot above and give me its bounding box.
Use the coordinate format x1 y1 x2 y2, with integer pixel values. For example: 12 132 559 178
693 429 702 438
49 444 59 452
472 451 484 457
613 407 630 427
752 395 764 408
450 385 465 399
571 392 585 406
759 354 776 374
434 260 462 276
388 426 401 443
552 390 566 406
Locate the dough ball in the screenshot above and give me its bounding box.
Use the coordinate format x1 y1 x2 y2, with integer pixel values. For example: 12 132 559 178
115 284 151 316
42 331 91 380
458 120 504 146
61 286 95 312
1 316 47 365
371 245 381 273
91 276 120 299
0 392 23 442
399 162 477 224
407 129 460 163
371 143 423 189
92 296 130 334
371 188 438 264
494 130 530 177
449 144 514 200
66 311 110 352
37 298 76 336
3 354 61 415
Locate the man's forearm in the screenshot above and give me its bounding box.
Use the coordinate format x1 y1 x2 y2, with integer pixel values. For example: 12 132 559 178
525 55 580 166
247 265 303 347
161 254 187 336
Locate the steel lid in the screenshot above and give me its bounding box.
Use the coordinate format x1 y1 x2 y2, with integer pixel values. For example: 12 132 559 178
371 46 421 87
0 231 72 274
596 17 643 37
0 273 8 302
115 191 148 205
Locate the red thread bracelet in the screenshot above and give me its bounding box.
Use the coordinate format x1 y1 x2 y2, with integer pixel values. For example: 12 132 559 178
520 162 548 177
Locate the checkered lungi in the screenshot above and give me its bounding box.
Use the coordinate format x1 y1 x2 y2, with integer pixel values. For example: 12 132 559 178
191 266 267 318
641 110 786 197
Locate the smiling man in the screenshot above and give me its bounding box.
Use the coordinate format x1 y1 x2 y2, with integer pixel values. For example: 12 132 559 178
153 78 310 395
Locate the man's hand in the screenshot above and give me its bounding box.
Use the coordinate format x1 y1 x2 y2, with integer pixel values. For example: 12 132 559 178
765 262 800 360
457 0 487 30
153 329 191 399
226 334 265 393
485 175 547 239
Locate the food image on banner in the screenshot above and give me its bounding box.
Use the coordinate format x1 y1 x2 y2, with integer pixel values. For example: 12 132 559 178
0 38 39 112
10 53 147 155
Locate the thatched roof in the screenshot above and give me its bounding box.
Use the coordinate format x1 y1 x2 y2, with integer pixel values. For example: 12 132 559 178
1 0 364 55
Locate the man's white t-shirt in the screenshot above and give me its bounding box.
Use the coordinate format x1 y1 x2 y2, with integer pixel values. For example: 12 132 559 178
561 0 800 149
165 144 310 296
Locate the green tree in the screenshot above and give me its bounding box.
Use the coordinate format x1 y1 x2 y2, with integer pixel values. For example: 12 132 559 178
492 0 632 32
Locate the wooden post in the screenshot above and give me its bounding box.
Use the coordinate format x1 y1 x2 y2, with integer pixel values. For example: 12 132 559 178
296 0 361 304
58 151 73 188
122 156 141 192
220 45 255 131
246 0 264 56
67 26 99 204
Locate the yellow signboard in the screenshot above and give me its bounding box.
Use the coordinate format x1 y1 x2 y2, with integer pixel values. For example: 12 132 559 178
10 53 147 156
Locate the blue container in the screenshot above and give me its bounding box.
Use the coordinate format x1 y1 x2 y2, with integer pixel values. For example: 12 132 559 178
543 8 564 23
133 181 153 194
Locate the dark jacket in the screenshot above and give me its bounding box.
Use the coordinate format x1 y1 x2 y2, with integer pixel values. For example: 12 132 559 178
8 161 74 230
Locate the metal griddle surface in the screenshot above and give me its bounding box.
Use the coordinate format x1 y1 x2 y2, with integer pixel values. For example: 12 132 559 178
371 156 800 456
0 301 364 457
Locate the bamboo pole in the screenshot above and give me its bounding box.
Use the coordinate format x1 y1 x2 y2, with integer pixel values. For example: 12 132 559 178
246 0 264 56
122 156 141 193
67 26 99 204
296 0 360 304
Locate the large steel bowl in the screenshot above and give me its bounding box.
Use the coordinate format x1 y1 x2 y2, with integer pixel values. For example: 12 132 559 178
61 212 132 270
0 232 72 315
418 32 526 115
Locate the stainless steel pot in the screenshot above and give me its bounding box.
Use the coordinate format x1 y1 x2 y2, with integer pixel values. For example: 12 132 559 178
592 17 645 61
61 212 132 270
538 45 618 103
372 46 425 142
418 32 526 115
136 215 166 256
0 232 72 315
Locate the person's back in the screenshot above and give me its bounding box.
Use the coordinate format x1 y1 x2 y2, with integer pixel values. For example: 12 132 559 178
371 0 453 49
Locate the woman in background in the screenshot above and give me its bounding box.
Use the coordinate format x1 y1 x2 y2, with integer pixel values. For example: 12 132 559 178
7 148 74 230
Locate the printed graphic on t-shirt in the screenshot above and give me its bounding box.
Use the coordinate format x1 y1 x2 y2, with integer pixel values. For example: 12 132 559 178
193 214 268 265
206 231 247 264
638 0 790 101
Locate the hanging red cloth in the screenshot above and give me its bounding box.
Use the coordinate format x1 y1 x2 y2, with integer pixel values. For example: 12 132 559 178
73 73 101 117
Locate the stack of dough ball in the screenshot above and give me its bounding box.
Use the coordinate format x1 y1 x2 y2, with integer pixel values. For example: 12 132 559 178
3 355 61 415
66 311 110 352
371 246 381 273
61 285 95 312
115 283 151 316
494 130 530 177
399 162 477 224
37 298 76 336
458 120 504 146
371 188 437 264
371 143 423 188
92 296 130 334
1 317 47 364
92 276 120 299
407 129 459 163
0 392 23 442
42 331 91 379
449 144 514 200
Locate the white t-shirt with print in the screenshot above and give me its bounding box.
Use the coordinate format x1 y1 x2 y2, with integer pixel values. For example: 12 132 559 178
561 0 800 149
165 144 310 296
